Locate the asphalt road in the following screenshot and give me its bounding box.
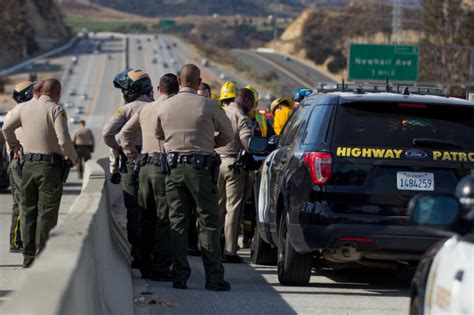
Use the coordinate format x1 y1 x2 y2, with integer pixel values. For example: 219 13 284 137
231 49 336 97
1 33 410 314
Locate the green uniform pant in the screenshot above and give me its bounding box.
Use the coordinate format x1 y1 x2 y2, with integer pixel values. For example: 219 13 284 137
75 146 92 179
21 161 63 259
9 161 22 248
138 164 171 273
217 157 248 255
166 164 225 284
122 162 141 259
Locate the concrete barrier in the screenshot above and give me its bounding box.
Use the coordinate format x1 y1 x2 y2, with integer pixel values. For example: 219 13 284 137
0 37 78 77
1 159 134 315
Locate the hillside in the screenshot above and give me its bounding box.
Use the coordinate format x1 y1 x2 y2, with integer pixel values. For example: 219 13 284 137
0 0 70 68
275 2 423 77
91 0 305 17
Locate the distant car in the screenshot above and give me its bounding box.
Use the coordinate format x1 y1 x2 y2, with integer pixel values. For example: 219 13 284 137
408 180 474 315
69 115 81 124
81 93 88 101
75 106 84 114
69 90 77 96
63 101 75 108
152 58 158 64
201 59 209 67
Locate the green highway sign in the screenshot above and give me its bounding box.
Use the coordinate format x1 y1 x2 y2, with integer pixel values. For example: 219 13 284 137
349 44 419 81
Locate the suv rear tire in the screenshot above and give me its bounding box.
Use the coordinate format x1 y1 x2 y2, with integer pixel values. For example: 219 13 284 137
277 218 312 285
251 224 277 265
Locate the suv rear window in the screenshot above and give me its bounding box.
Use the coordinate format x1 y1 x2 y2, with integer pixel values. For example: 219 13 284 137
333 102 474 149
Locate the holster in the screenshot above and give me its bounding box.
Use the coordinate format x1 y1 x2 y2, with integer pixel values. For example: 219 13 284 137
61 159 71 183
118 151 128 173
133 158 141 179
17 147 25 178
211 154 221 183
159 153 170 175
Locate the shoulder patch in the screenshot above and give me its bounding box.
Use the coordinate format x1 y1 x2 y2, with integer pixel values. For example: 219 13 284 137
115 107 124 117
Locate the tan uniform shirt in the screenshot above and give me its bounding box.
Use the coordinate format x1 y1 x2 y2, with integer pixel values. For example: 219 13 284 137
3 102 26 152
102 96 150 151
156 87 233 155
216 102 253 155
73 126 95 147
2 95 78 162
120 94 170 159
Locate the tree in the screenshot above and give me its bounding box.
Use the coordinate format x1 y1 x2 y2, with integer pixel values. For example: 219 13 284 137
421 0 474 88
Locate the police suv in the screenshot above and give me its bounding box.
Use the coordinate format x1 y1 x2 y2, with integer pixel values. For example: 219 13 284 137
250 83 474 286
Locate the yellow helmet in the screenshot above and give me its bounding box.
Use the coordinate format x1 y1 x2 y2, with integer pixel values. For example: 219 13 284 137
270 97 293 115
219 81 238 101
244 85 259 105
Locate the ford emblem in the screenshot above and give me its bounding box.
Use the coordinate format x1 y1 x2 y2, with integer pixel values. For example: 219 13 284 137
405 149 428 159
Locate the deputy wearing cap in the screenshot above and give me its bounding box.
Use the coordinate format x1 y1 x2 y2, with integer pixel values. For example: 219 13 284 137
219 81 238 107
4 81 34 253
102 69 154 269
217 88 255 263
156 64 233 291
3 78 77 268
120 73 179 281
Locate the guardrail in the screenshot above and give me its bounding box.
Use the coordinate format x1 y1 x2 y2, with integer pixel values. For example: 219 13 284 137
1 159 134 315
0 36 79 77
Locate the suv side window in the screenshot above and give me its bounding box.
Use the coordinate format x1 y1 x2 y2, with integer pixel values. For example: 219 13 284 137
279 105 312 147
303 105 332 144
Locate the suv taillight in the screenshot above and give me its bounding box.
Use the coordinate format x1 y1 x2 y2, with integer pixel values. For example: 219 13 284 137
303 152 332 185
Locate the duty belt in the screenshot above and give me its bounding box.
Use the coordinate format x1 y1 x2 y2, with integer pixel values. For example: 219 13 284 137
139 153 164 166
166 153 219 170
25 153 62 162
24 153 63 167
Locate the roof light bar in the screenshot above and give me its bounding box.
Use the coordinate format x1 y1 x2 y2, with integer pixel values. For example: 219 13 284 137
315 82 447 97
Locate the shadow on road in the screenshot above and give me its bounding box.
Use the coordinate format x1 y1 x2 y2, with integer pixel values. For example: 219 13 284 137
252 263 411 299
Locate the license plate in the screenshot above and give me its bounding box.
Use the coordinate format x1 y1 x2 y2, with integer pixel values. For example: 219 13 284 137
397 172 434 191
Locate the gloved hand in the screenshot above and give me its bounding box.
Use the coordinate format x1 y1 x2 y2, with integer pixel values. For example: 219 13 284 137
110 172 121 184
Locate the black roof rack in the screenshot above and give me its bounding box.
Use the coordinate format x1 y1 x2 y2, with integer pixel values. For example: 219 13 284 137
315 82 447 97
